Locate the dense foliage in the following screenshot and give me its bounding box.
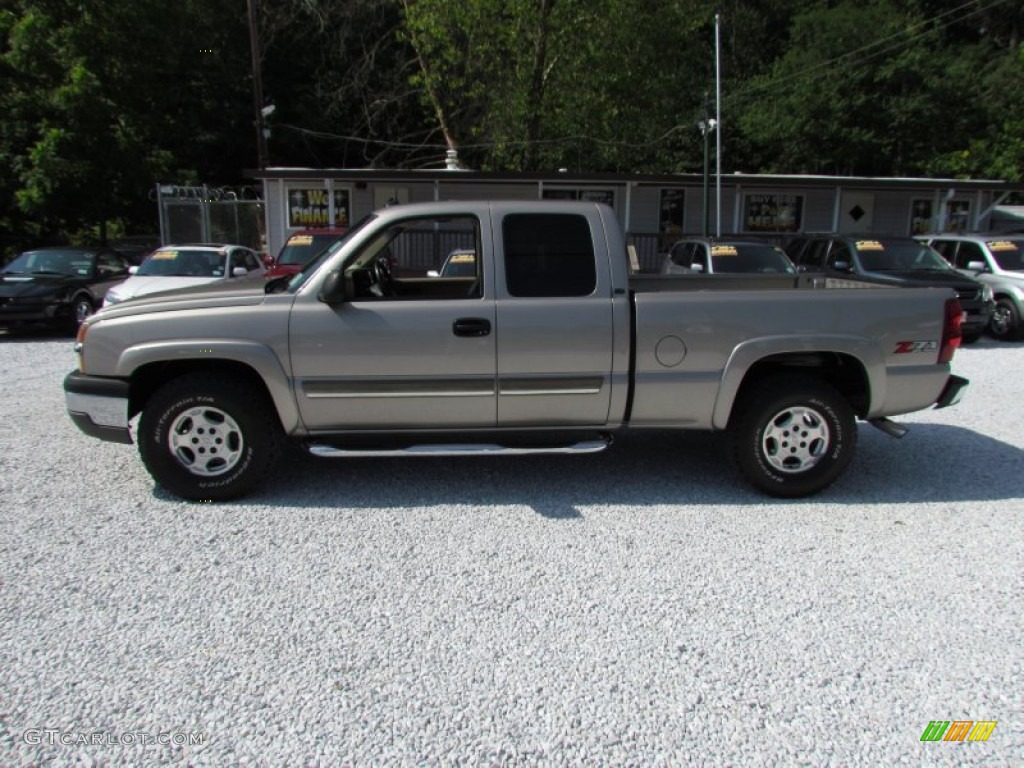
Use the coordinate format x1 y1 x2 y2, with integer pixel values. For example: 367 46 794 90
1 0 1022 252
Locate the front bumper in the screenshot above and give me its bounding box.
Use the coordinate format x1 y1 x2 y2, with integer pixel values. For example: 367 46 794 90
962 300 995 334
64 370 133 444
0 300 68 326
934 374 969 409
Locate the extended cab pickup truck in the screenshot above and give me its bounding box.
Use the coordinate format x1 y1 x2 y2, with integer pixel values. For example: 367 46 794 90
64 201 968 501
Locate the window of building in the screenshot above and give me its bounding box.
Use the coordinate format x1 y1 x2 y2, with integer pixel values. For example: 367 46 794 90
541 188 615 208
945 200 971 232
910 199 934 235
659 188 686 250
502 213 597 297
743 193 803 233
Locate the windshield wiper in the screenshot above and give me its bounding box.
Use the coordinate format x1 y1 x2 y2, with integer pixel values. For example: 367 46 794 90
30 269 70 276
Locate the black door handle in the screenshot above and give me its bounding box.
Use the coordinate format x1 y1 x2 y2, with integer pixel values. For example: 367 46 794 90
452 318 491 337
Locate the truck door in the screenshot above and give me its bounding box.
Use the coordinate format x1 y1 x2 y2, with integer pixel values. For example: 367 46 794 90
494 210 615 426
287 212 497 431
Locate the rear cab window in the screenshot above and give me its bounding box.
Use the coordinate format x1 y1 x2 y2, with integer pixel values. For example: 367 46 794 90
502 213 597 297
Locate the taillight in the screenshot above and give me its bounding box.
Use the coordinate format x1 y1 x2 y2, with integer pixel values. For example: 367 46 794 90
938 298 962 364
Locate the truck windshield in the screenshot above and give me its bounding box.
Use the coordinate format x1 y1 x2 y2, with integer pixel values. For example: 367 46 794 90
857 241 951 272
987 239 1024 270
711 243 796 274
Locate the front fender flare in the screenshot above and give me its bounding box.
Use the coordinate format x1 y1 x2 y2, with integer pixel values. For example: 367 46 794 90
116 340 301 434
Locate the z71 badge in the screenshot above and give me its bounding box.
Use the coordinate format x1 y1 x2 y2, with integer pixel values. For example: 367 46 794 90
894 341 939 353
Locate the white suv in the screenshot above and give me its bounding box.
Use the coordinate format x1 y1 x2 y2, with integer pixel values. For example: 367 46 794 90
925 234 1024 340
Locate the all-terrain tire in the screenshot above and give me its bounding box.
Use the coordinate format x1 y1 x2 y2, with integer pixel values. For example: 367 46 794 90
730 375 857 498
138 373 282 501
989 297 1022 341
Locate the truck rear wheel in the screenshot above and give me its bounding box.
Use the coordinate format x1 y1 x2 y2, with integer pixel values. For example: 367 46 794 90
138 373 281 501
730 376 856 498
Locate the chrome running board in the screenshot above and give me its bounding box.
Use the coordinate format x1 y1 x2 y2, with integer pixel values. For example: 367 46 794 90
307 438 612 458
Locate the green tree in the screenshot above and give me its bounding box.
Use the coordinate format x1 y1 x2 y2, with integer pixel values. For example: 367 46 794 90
0 0 254 249
399 0 713 172
257 0 433 168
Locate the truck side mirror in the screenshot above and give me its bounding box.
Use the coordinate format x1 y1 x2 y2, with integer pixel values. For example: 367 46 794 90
318 268 346 304
833 260 852 272
966 260 987 273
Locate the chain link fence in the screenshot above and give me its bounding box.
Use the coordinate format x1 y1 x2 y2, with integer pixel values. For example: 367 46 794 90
156 185 265 253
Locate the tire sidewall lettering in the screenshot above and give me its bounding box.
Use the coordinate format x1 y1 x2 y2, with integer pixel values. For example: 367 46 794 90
152 395 215 445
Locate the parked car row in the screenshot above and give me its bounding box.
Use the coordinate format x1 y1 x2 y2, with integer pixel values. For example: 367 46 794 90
4 229 1021 342
0 229 354 335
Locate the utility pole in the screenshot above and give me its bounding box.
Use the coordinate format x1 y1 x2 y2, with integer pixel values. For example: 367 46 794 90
246 0 269 169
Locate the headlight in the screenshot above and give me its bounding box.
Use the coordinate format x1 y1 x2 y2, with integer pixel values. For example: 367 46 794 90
104 291 123 306
982 285 994 302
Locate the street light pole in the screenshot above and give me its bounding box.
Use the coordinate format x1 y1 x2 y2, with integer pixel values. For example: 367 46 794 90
714 13 722 237
698 118 717 237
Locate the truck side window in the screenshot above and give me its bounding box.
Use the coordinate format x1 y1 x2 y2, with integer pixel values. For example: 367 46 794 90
503 213 597 297
801 240 828 269
828 242 853 269
691 244 709 273
930 240 956 264
345 215 482 300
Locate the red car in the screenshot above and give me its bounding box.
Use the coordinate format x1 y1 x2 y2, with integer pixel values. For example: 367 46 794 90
265 228 348 279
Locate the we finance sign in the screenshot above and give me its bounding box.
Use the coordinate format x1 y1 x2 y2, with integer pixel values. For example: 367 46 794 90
288 188 350 228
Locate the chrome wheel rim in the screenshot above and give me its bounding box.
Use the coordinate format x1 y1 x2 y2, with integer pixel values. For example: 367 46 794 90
762 405 830 473
990 305 1011 336
167 406 243 476
74 300 92 325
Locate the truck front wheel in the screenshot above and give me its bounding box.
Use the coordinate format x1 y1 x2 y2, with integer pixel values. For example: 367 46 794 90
138 373 281 501
731 376 856 498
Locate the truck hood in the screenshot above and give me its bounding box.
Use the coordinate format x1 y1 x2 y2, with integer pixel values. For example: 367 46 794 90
92 274 270 320
106 275 225 303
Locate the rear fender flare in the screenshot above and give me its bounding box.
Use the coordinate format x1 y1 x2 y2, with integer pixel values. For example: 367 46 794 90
711 335 881 430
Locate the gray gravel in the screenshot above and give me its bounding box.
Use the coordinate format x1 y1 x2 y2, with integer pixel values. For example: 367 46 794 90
0 330 1021 766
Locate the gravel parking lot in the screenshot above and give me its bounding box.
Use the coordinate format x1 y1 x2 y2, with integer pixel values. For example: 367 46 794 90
0 331 1021 766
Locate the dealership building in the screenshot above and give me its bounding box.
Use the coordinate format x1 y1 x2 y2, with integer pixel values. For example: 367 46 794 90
250 168 1022 272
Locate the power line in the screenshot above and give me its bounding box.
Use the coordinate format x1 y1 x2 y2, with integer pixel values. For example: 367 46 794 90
278 0 1011 159
723 0 1010 108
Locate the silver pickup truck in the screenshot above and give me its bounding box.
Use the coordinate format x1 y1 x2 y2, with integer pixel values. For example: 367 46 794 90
65 201 968 501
